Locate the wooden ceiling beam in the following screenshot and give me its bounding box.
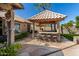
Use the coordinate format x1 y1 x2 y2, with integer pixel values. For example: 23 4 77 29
29 18 64 24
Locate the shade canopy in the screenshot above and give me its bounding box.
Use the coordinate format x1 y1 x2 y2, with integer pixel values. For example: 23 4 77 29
0 3 23 19
0 3 23 10
28 10 67 24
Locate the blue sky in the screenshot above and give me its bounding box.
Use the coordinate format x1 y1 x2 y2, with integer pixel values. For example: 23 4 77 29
15 3 79 24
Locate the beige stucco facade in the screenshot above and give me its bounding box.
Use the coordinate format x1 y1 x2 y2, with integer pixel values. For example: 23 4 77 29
15 16 31 33
20 22 27 32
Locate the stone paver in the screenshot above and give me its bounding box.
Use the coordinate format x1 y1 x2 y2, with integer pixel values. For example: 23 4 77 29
18 44 60 56
17 35 77 56
23 38 76 50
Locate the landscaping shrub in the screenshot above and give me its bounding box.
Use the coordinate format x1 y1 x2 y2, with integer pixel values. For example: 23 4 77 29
0 43 22 56
61 34 79 41
61 34 73 41
15 32 30 41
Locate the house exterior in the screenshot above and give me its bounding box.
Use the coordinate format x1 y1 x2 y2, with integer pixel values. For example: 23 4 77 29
15 16 31 34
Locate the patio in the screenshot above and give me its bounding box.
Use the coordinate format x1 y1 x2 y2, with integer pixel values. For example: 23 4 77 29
16 10 76 56
17 35 76 56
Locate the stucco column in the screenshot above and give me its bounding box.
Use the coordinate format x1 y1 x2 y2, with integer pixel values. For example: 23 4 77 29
6 10 15 45
32 23 35 38
10 10 15 44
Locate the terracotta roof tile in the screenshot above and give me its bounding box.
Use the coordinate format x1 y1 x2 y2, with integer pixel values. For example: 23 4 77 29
28 10 66 20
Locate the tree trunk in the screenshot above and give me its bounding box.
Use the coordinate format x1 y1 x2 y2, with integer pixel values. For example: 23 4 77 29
65 27 71 34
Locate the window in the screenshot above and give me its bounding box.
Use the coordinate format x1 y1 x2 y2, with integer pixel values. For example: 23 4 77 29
15 22 20 33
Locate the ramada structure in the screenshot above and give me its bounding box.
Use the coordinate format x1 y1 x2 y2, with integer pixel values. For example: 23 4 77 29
28 10 67 41
0 3 23 45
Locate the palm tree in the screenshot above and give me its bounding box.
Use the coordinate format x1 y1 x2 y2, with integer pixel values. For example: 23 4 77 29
76 16 79 34
61 24 64 34
33 3 52 11
64 20 74 34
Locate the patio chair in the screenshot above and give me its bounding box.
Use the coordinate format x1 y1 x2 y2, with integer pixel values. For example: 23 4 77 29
51 34 58 42
40 35 46 42
34 34 41 42
47 35 51 42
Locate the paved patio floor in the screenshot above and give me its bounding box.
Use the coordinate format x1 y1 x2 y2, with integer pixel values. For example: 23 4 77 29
17 36 77 56
62 44 79 56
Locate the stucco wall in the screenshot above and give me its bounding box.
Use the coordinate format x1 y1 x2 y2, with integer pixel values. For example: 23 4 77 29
20 22 27 32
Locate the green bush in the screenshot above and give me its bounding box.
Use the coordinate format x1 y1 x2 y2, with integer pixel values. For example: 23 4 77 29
0 43 22 56
76 16 79 28
15 32 29 41
61 34 79 41
61 34 73 41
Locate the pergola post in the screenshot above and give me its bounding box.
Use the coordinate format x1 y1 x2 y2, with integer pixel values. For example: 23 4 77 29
51 24 52 31
54 23 56 31
32 23 35 38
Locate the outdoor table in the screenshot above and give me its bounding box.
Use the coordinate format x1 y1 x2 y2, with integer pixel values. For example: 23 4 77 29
39 32 59 34
38 32 59 42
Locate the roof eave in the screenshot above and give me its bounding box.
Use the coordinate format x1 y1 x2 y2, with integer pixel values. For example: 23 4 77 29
11 3 24 9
